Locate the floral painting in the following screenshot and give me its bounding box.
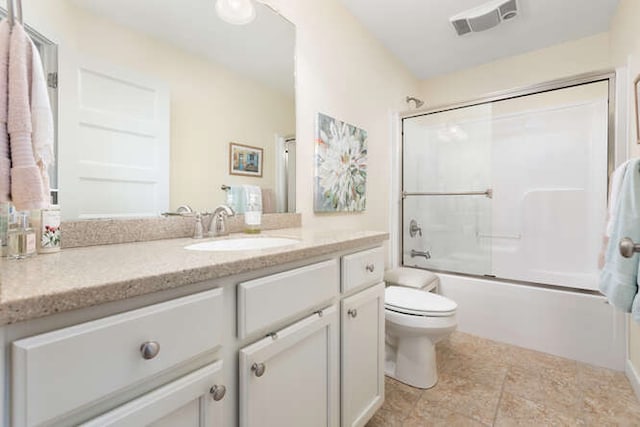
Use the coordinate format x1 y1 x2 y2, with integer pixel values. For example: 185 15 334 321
314 113 367 212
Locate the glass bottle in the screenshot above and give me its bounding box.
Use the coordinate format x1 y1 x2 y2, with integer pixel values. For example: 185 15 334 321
244 193 262 234
7 211 36 259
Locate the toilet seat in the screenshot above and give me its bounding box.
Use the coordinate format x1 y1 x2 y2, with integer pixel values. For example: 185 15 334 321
385 286 457 317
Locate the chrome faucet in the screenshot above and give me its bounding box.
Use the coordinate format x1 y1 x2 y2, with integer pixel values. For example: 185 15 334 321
161 205 207 239
193 213 204 239
210 205 235 237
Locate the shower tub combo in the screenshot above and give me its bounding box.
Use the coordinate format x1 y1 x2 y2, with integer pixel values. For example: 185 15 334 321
399 72 626 370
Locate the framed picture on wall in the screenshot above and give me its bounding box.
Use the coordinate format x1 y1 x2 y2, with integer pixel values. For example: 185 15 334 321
229 142 263 177
635 74 640 144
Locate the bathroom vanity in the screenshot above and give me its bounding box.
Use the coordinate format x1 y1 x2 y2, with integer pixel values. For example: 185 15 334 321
0 228 387 426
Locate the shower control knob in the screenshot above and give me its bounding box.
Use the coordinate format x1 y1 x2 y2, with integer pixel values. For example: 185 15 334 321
619 237 640 258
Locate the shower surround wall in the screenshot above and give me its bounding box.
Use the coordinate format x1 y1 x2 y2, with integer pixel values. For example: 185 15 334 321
401 78 625 369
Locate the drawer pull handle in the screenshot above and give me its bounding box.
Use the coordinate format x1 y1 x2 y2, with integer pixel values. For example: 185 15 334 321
366 264 375 273
314 309 323 318
140 341 160 360
348 308 358 318
266 332 278 340
252 362 266 377
210 385 226 401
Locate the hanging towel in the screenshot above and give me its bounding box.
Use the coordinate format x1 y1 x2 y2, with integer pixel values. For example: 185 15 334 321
0 20 10 203
599 158 640 320
243 185 262 212
599 160 631 268
8 22 46 210
261 188 276 213
30 39 54 202
226 186 246 214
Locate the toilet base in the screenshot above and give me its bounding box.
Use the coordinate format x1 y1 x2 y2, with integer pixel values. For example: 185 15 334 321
385 334 438 389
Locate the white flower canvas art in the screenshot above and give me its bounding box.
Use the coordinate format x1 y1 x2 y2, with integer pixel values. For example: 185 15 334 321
314 113 367 212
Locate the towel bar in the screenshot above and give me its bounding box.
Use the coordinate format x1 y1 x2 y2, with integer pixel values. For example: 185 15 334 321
619 237 640 258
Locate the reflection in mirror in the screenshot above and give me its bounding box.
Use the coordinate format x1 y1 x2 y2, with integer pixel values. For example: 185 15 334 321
24 0 295 220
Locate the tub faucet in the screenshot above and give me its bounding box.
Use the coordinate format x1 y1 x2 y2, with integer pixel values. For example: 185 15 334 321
411 249 431 260
210 205 235 237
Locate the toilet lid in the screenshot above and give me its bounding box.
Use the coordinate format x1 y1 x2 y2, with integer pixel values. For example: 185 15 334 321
385 286 457 317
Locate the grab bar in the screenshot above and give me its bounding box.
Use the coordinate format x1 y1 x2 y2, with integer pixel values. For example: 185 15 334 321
402 189 493 199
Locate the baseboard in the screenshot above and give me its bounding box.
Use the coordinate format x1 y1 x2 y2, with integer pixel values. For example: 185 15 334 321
626 359 640 402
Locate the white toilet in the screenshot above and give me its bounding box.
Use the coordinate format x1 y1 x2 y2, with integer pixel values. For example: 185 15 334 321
384 268 457 389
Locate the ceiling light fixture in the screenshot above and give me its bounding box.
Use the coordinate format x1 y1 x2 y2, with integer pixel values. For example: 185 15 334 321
215 0 256 25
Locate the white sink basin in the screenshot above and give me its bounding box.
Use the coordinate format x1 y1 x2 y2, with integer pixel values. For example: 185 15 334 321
184 237 300 252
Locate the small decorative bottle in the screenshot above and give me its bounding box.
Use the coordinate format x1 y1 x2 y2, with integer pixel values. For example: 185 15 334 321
7 211 36 259
0 203 10 257
244 193 262 234
39 205 61 253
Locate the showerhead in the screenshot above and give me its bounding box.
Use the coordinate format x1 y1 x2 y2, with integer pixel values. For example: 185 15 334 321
406 96 424 109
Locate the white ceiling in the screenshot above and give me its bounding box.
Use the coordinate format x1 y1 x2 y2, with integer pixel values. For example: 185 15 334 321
71 0 295 96
339 0 620 79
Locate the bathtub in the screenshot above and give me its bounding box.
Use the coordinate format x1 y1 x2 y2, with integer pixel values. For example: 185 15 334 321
434 272 626 370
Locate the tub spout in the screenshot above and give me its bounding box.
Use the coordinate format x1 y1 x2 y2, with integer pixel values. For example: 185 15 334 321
411 249 431 260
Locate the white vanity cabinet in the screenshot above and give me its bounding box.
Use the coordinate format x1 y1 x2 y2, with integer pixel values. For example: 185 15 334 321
239 306 339 427
340 246 385 427
4 243 387 427
82 361 226 427
11 288 225 427
341 283 385 427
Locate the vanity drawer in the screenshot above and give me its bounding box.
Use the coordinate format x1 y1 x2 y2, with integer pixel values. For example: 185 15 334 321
238 259 339 339
341 247 384 293
12 288 223 427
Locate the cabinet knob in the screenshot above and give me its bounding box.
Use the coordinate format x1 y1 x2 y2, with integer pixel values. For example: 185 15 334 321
348 308 358 318
365 264 375 273
140 341 160 360
210 384 226 401
251 362 266 377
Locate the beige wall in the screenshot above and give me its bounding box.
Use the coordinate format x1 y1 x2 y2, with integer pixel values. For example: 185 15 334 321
419 32 611 108
25 1 295 214
610 0 640 377
264 0 419 233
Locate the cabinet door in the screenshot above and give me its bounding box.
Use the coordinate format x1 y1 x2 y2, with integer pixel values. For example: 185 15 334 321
239 306 339 427
81 361 225 427
342 283 385 427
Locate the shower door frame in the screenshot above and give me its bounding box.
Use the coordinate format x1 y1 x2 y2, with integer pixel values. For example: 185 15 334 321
398 70 617 292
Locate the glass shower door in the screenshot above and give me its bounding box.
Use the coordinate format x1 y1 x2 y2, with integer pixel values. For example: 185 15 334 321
402 104 493 276
401 80 609 291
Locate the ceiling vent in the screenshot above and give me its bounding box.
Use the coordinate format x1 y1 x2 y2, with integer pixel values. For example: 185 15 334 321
450 0 519 36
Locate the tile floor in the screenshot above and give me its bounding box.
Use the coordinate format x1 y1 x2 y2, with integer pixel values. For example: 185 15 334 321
367 332 640 426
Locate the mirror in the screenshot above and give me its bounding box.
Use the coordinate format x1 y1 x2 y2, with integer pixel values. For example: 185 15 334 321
23 0 295 220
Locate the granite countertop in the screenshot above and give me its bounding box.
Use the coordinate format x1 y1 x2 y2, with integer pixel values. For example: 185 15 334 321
0 228 388 326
